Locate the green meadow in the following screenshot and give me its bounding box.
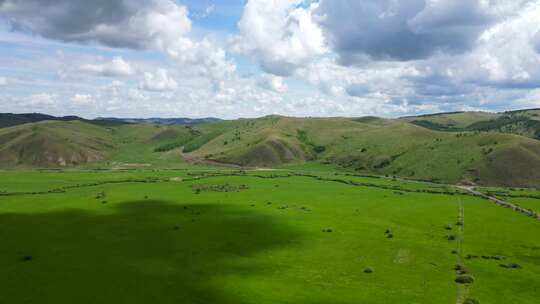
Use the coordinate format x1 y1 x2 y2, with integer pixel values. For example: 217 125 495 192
1 169 538 304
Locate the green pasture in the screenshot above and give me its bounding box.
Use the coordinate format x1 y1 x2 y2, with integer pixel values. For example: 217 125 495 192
1 170 538 303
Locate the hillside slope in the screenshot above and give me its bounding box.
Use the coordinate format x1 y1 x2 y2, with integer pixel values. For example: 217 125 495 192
0 121 114 167
0 119 215 168
185 115 540 187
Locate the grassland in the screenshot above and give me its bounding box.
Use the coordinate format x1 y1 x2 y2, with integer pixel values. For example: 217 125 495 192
1 168 538 304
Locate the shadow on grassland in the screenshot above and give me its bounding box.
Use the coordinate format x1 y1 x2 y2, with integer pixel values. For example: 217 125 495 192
0 200 300 304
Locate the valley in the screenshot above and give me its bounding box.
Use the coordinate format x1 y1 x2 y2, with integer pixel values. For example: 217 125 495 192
1 111 539 304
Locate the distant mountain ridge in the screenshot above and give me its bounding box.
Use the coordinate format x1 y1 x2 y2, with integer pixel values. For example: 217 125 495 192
0 113 84 128
97 117 222 125
0 113 221 128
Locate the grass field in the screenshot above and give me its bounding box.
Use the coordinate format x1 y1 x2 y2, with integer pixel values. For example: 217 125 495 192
1 169 538 304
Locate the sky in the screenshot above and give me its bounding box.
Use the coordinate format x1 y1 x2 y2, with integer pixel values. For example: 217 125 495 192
0 0 540 119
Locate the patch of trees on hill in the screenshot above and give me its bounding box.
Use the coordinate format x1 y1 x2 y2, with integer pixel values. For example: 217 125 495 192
296 129 326 156
412 114 540 139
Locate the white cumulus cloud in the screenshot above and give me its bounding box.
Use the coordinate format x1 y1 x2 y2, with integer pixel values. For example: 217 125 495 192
27 93 57 106
0 0 192 50
71 94 93 105
80 57 135 77
234 0 327 76
0 0 235 90
139 69 178 92
258 74 288 93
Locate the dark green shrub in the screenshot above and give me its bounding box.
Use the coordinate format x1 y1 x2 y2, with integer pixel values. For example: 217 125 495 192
314 145 326 153
296 129 308 142
455 274 475 284
363 267 373 273
509 263 521 268
95 191 106 199
500 263 521 269
454 264 470 274
464 297 480 304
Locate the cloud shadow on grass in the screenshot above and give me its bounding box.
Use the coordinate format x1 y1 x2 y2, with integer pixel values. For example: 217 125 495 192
0 200 301 304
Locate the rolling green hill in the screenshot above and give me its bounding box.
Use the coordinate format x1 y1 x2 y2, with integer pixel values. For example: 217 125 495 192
186 115 540 187
0 120 198 168
1 111 540 187
0 120 115 167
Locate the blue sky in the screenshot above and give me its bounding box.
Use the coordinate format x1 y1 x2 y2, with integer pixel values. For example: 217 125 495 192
1 0 540 119
187 0 244 31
